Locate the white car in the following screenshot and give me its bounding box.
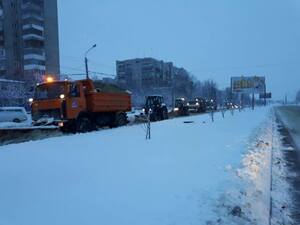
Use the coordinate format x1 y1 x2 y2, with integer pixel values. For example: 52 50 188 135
0 107 28 123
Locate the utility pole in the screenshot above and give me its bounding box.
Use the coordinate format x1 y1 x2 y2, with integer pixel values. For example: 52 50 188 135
264 83 267 106
252 91 255 110
84 44 97 80
285 94 288 105
85 57 89 79
240 93 244 109
146 112 151 140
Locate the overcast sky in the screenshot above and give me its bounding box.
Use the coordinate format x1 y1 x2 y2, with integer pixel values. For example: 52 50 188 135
58 0 300 100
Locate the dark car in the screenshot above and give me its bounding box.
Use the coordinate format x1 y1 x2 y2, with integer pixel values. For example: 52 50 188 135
188 97 207 113
174 98 189 116
206 99 217 111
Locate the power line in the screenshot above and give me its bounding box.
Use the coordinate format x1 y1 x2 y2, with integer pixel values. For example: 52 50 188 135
46 63 116 78
60 70 116 78
60 54 116 70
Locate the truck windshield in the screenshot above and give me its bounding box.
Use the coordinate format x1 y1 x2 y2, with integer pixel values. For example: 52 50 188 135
34 83 65 100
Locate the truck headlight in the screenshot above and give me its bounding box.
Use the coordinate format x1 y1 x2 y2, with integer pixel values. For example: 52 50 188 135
28 98 33 103
174 107 179 111
60 94 65 99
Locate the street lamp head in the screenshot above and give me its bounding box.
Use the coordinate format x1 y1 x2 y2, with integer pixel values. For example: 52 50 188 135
85 44 97 57
85 43 97 80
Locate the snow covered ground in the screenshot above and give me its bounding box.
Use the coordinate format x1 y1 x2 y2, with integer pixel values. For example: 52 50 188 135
0 107 277 225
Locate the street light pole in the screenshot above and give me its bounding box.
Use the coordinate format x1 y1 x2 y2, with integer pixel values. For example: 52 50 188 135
84 44 97 80
85 57 89 79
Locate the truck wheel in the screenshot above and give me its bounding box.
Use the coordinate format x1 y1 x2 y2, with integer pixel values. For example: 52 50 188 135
162 108 169 120
187 109 190 116
60 121 77 134
76 117 92 133
116 113 127 127
109 113 127 128
150 113 158 122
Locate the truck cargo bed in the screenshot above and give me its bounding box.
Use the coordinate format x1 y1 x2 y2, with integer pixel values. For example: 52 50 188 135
86 92 131 113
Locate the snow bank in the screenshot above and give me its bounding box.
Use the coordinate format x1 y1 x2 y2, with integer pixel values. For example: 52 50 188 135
204 111 273 224
206 109 294 225
271 116 295 224
0 107 271 225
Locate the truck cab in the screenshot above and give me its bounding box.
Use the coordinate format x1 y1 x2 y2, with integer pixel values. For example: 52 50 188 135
31 80 85 126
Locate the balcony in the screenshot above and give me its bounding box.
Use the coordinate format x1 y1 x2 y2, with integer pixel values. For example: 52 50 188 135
22 17 44 27
24 64 46 71
22 23 44 31
24 48 44 55
21 2 43 11
23 33 44 41
24 54 45 61
22 13 44 21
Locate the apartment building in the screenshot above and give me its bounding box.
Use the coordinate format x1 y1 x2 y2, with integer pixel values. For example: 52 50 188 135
116 57 191 106
116 57 173 90
0 0 60 85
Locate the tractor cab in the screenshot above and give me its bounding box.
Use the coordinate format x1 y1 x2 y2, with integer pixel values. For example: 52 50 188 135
143 95 168 121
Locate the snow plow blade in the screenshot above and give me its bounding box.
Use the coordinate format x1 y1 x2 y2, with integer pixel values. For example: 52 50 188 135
0 127 60 146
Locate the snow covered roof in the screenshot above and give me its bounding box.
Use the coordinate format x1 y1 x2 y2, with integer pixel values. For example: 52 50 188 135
0 79 25 84
0 107 26 110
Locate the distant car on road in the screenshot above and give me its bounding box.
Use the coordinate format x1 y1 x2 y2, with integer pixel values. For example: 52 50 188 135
224 102 234 109
206 99 218 111
188 98 207 113
174 98 189 116
0 107 28 123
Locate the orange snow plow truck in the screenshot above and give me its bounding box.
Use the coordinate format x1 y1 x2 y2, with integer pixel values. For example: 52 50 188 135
30 79 132 133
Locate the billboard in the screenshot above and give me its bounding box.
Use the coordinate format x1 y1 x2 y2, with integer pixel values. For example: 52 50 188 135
231 76 265 94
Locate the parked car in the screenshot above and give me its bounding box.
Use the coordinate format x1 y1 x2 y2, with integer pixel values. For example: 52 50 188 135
0 107 28 123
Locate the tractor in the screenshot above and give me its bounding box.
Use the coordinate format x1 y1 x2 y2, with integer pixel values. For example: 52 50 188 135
143 95 169 121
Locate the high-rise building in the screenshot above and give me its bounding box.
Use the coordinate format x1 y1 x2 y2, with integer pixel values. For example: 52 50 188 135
0 0 60 86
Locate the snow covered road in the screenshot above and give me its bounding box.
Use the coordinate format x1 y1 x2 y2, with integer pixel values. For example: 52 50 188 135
0 107 272 225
